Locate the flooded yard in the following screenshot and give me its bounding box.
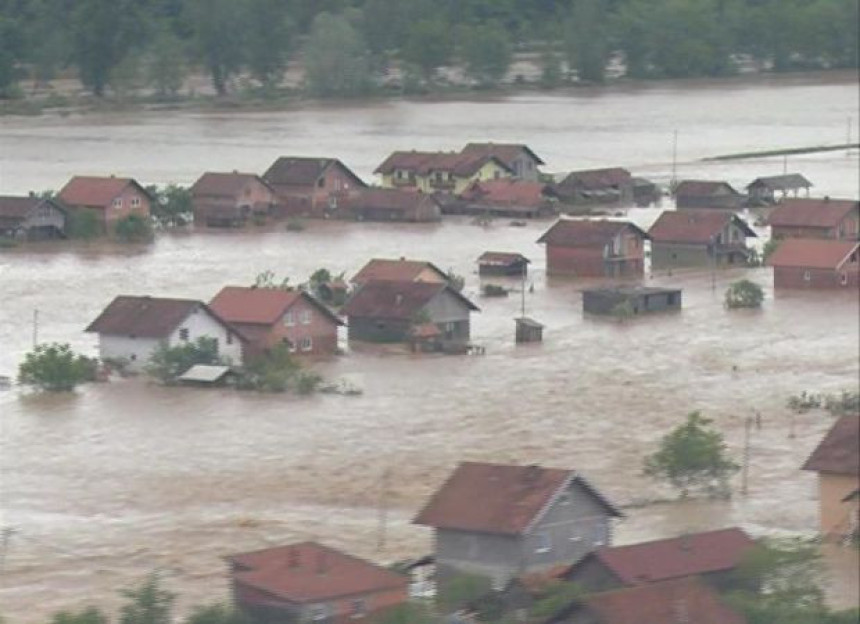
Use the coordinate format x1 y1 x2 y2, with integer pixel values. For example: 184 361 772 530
0 72 858 618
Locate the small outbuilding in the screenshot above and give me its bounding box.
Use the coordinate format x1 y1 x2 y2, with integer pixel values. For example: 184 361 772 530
768 238 859 289
673 180 744 210
478 251 530 276
582 286 682 316
0 195 68 240
746 173 813 205
515 317 544 343
178 364 237 386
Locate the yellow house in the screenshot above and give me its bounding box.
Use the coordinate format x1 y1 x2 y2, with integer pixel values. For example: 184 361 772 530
374 151 512 194
802 415 859 541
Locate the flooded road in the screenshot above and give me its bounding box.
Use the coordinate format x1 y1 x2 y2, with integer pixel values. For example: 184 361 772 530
1 72 859 618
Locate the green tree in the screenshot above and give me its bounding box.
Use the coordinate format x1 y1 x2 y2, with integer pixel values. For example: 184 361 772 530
237 343 301 392
245 0 293 89
18 342 97 392
460 21 512 87
22 0 70 89
0 14 25 98
67 209 102 240
643 411 739 498
147 184 192 226
114 214 154 243
146 24 187 98
254 270 292 290
725 279 764 309
71 0 142 96
401 18 452 81
564 0 609 82
304 12 372 97
119 573 175 624
437 572 492 613
51 608 109 624
186 0 246 95
185 603 249 624
145 337 225 384
369 603 438 624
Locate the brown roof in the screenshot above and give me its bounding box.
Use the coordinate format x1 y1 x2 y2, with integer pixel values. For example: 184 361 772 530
564 528 755 586
342 280 478 320
767 238 860 270
413 461 620 536
190 172 272 198
209 286 343 327
566 577 747 624
351 258 449 284
461 179 555 207
802 415 859 475
374 151 512 177
674 180 740 197
58 176 149 209
478 251 530 266
767 197 859 229
0 196 65 223
345 188 439 213
648 210 756 243
537 219 648 247
263 157 365 188
460 142 545 167
559 168 632 191
228 541 407 603
85 296 238 339
747 173 813 191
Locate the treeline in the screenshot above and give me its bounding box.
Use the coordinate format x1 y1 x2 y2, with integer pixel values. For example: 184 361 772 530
0 0 857 100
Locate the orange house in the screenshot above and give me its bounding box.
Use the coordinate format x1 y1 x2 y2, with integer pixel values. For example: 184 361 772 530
57 175 151 231
537 219 648 278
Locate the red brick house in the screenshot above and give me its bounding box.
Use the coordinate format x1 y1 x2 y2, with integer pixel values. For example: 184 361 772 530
459 179 558 218
767 197 859 240
673 180 744 209
209 286 343 359
227 541 409 624
351 258 449 287
648 210 757 269
537 219 648 277
555 168 634 205
190 172 276 227
262 157 366 218
342 188 442 222
57 175 151 231
561 527 755 593
768 238 860 289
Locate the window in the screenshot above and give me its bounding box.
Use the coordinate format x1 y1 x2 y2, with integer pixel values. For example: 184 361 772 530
300 336 313 352
112 197 123 209
494 170 501 179
226 332 233 345
179 328 189 341
317 177 325 188
803 270 811 281
535 533 551 553
435 172 443 182
334 179 342 191
396 170 403 179
284 311 295 326
840 272 848 285
308 604 329 621
558 493 571 506
300 309 312 324
285 338 297 353
131 197 141 208
350 599 367 619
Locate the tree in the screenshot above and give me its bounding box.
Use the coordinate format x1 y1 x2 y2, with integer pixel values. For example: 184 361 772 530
564 0 609 82
245 0 293 90
460 21 512 87
0 14 25 97
237 343 301 392
18 343 97 392
146 24 187 99
50 607 109 624
119 573 175 624
185 603 249 624
369 603 438 624
401 18 452 81
254 270 292 290
147 184 192 227
643 411 739 498
186 0 246 95
725 279 764 309
145 337 224 384
303 12 372 97
114 214 154 243
71 0 142 96
67 209 103 240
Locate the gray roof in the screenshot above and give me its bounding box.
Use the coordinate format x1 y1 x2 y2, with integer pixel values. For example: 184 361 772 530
746 173 813 191
179 364 234 383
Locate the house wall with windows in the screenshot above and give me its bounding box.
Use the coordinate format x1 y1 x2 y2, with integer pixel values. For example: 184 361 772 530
100 185 151 229
773 265 859 289
228 300 340 359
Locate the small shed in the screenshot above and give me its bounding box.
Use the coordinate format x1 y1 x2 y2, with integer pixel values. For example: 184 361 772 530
746 173 812 205
178 364 237 386
582 286 682 316
478 252 530 276
515 317 544 343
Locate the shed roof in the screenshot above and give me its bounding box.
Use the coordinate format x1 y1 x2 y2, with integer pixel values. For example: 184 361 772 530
747 173 813 191
564 527 755 586
190 172 272 198
179 364 234 383
209 286 343 327
228 541 407 603
558 167 632 191
537 219 648 247
85 296 234 339
0 196 65 222
345 187 438 213
263 157 365 188
342 280 478 320
478 251 530 266
648 210 756 243
460 142 546 166
374 151 512 177
413 461 620 536
767 239 860 270
802 415 859 476
767 197 859 229
351 258 449 284
58 176 149 208
674 179 740 197
461 179 555 207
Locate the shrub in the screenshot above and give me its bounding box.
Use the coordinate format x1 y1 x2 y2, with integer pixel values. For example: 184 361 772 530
295 371 323 395
285 218 305 232
18 342 97 392
114 214 154 243
67 209 102 240
482 284 508 297
236 344 301 392
145 337 224 384
725 279 764 309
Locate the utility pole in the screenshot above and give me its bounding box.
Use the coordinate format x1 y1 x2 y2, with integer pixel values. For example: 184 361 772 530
376 468 390 553
741 416 753 496
520 264 526 318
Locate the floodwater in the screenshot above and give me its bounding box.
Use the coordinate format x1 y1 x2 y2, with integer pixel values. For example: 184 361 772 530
1 72 859 618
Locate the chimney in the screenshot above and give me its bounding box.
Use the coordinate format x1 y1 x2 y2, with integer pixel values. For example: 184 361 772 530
288 547 300 568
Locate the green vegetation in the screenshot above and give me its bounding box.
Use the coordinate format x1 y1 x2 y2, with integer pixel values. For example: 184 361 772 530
18 342 97 392
253 270 292 290
725 279 764 309
146 184 192 227
50 608 108 624
145 337 225 384
643 411 740 498
235 343 300 392
66 210 102 240
114 214 154 243
119 574 175 624
306 267 348 306
788 389 859 416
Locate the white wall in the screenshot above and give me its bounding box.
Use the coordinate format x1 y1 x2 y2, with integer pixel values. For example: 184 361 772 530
99 335 160 372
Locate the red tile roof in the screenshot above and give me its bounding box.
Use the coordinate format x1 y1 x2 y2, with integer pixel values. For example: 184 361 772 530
374 151 512 177
767 197 859 229
413 461 620 536
342 280 478 320
767 239 860 270
351 258 449 284
537 219 648 247
477 251 530 266
674 180 740 197
228 541 408 604
209 286 343 327
85 296 237 339
648 210 756 244
344 188 439 213
559 168 632 191
461 179 554 207
802 415 859 476
460 142 546 167
565 528 755 586
58 176 148 208
191 172 272 198
576 577 747 624
263 157 365 188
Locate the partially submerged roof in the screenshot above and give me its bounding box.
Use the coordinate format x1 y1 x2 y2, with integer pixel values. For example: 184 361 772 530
0 196 65 222
767 197 859 229
674 179 740 197
648 210 756 243
351 258 449 284
747 173 813 191
460 142 546 166
374 151 512 177
582 286 681 297
413 461 620 536
209 286 343 326
179 364 234 383
345 187 439 212
515 317 544 329
478 251 530 266
537 219 648 247
558 167 632 190
802 415 859 476
263 157 366 188
564 527 755 585
342 280 478 320
228 541 407 604
85 296 235 338
767 238 860 270
461 179 555 207
191 172 272 197
58 176 149 208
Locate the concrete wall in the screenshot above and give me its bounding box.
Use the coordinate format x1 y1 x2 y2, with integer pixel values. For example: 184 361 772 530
508 152 541 182
436 528 522 588
774 266 859 289
547 245 643 278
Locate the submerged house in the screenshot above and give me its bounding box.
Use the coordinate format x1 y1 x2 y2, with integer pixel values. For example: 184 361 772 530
768 238 860 289
227 541 409 624
746 173 812 205
342 188 442 222
374 150 512 195
648 210 757 269
459 179 558 218
459 142 546 181
0 195 67 240
537 219 648 278
413 461 622 588
190 172 276 227
767 197 859 240
85 296 244 371
582 286 681 316
262 156 366 218
673 180 744 210
554 168 633 206
477 251 530 276
341 280 478 345
57 175 151 231
351 258 449 287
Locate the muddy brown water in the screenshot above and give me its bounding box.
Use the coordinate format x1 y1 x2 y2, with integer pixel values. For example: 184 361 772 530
1 72 859 618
